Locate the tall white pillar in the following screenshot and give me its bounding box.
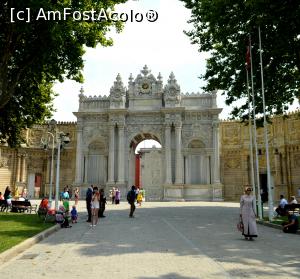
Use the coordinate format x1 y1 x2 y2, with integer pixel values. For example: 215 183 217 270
16 154 21 182
175 124 183 184
165 125 172 184
108 124 115 183
84 153 88 184
21 155 26 182
75 126 83 184
118 125 125 184
213 122 221 184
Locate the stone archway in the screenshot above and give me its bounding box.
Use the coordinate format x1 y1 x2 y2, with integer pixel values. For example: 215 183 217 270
74 65 223 200
128 133 163 201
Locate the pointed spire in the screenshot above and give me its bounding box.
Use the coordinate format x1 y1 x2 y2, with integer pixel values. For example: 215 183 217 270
116 73 122 83
168 72 176 82
157 72 162 82
79 86 84 96
129 73 133 83
141 65 150 76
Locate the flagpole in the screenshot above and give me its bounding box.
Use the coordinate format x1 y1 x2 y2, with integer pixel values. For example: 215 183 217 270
246 66 257 215
258 25 274 221
249 35 263 219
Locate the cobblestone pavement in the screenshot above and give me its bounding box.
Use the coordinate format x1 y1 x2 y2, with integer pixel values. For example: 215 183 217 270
0 201 299 279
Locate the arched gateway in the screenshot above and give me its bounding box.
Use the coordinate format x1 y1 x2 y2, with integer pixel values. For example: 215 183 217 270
74 66 223 200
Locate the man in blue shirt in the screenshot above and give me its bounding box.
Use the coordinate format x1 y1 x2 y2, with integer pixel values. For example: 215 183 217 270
127 185 137 218
276 195 288 216
282 211 299 233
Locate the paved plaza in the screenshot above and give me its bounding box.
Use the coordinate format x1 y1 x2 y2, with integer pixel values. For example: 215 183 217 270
0 201 299 279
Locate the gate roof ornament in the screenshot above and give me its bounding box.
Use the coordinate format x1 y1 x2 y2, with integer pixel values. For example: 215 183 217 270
110 73 126 109
75 66 222 114
164 72 181 107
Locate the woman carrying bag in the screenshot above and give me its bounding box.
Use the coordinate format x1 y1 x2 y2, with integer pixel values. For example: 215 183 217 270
240 187 258 240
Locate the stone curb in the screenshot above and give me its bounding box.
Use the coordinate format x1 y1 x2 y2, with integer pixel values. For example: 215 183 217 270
257 220 300 235
0 224 60 266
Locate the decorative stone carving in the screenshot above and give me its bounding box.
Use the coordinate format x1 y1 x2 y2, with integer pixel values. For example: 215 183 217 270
0 157 8 168
225 158 241 169
109 74 126 108
128 65 163 98
164 72 180 107
294 154 300 167
223 126 240 145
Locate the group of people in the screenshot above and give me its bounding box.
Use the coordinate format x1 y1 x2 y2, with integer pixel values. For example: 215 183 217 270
84 185 144 223
86 185 107 227
239 188 299 240
0 185 30 211
275 194 298 217
109 187 121 204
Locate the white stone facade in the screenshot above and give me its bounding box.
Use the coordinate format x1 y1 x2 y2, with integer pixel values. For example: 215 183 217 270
73 66 223 200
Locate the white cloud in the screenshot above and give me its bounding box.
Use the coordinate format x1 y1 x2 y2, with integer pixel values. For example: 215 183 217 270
51 0 233 122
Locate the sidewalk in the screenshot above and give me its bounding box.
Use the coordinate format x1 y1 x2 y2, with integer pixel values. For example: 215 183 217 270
0 201 299 279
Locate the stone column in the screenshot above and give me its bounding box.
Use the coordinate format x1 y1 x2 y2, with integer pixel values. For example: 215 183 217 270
16 154 21 182
118 125 125 184
165 125 172 184
75 126 83 184
108 124 115 184
21 155 27 182
46 155 51 184
213 122 221 184
84 152 88 184
175 123 183 184
206 156 210 184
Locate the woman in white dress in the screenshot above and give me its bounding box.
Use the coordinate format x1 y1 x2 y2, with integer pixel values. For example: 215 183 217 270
91 187 100 227
240 187 258 240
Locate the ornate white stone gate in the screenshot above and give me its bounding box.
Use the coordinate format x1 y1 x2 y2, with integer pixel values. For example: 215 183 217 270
74 66 223 200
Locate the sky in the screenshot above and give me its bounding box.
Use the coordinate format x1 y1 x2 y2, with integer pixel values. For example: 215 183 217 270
52 0 299 124
52 0 232 122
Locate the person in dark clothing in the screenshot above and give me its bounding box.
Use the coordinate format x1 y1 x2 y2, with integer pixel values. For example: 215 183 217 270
282 211 299 233
98 188 107 218
127 185 137 218
86 185 93 222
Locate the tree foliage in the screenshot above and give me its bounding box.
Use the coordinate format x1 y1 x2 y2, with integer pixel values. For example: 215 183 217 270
0 0 126 146
181 0 300 119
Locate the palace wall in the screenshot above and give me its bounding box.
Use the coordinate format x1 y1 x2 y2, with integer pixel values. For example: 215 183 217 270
220 113 300 201
1 113 300 201
0 113 300 201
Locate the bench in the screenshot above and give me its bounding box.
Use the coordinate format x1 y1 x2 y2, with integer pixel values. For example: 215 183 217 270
11 200 38 214
284 204 300 214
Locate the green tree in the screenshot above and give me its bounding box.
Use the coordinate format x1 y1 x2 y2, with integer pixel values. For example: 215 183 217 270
181 0 300 119
0 0 126 146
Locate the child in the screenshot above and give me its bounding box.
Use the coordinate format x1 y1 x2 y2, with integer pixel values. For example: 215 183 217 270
70 205 78 223
56 205 71 228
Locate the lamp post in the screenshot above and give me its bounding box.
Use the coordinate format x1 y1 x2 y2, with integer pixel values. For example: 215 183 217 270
54 131 70 211
48 132 55 207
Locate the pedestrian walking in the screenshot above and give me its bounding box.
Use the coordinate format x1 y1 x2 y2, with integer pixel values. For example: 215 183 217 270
137 189 143 206
86 185 93 222
74 187 79 206
62 187 70 212
115 188 120 204
140 187 146 202
240 187 258 240
71 205 78 223
98 188 107 218
91 186 100 227
111 187 116 204
127 185 137 218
